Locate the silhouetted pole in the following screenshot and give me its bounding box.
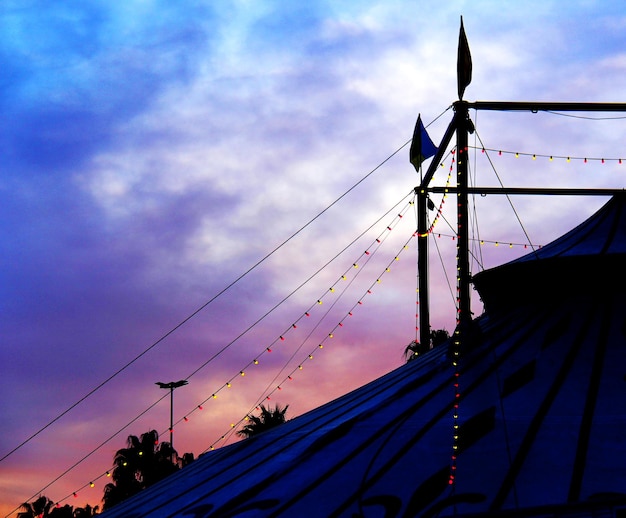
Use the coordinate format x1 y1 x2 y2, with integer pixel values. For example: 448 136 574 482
156 380 188 456
454 100 472 327
417 190 430 350
415 115 458 350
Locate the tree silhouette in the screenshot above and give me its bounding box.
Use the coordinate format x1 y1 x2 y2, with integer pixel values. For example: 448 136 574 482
18 430 195 513
17 497 98 518
431 329 450 348
72 504 99 517
102 430 179 510
237 404 289 438
404 329 450 362
50 505 72 518
18 496 54 518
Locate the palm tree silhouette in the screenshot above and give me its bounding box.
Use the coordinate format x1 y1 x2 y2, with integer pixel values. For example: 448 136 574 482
102 430 178 510
17 497 97 518
17 496 54 518
237 404 289 438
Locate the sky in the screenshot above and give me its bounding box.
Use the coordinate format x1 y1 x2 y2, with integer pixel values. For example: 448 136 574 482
1 0 625 514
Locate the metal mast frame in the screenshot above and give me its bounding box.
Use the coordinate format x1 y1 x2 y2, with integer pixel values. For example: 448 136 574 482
415 100 626 350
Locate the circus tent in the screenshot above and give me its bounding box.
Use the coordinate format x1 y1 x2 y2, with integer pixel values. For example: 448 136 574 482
99 194 626 517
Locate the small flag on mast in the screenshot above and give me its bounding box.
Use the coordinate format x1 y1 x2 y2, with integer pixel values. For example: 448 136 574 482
457 16 472 100
409 114 437 172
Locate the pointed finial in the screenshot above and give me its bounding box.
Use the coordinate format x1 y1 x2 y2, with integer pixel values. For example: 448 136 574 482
457 16 472 100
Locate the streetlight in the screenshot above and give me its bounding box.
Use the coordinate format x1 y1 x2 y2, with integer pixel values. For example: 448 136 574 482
156 380 188 457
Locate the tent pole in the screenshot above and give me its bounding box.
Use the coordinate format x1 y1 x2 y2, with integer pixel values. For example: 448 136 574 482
414 114 458 350
455 100 472 327
417 191 430 350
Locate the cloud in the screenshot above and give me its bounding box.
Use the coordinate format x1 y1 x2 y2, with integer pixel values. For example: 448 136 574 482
2 1 626 514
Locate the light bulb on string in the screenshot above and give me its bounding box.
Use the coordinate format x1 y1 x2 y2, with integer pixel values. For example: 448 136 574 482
192 223 418 459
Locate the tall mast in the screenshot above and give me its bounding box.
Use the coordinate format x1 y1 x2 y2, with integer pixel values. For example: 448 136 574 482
455 16 473 329
454 100 472 328
416 191 429 349
414 20 626 353
415 17 473 347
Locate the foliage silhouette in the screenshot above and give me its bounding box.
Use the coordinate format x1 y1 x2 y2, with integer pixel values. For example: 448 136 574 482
237 404 289 438
101 430 183 510
17 496 98 517
404 329 450 362
18 496 54 518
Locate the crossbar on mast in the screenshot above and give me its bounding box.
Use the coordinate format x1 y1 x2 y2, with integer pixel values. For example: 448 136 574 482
468 101 626 112
425 187 625 196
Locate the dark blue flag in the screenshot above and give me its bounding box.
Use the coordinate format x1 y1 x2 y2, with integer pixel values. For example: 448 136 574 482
409 114 437 172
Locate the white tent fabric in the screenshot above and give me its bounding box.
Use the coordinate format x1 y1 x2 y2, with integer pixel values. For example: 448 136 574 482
101 195 626 517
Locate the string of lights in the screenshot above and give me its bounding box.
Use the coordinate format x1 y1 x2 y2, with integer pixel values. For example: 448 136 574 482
245 219 399 413
178 199 418 436
414 150 455 345
17 109 588 513
181 191 415 384
201 224 397 450
27 195 419 512
471 145 625 164
203 229 420 453
431 233 542 249
0 137 422 475
448 143 468 487
44 141 562 508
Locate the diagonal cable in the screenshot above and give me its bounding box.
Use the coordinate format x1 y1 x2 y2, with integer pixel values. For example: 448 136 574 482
473 130 536 251
0 146 414 465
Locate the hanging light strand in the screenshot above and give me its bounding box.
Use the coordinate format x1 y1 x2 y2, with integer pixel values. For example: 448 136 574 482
17 196 418 515
416 149 457 339
165 200 417 453
472 145 623 165
431 233 542 250
204 229 419 452
177 198 417 430
15 110 463 513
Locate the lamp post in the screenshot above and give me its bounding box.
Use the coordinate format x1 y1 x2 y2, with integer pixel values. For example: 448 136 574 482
156 380 188 457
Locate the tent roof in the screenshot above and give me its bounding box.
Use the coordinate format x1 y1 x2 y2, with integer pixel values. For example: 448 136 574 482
473 193 626 313
101 196 626 518
508 192 626 261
